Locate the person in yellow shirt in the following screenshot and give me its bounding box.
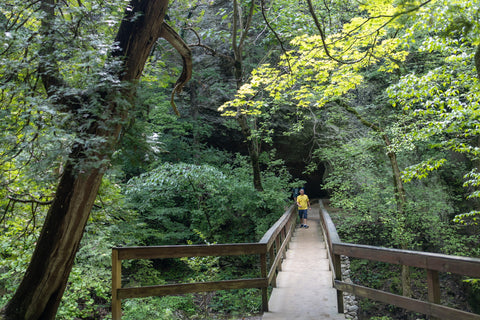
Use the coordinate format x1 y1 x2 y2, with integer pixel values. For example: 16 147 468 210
296 188 311 228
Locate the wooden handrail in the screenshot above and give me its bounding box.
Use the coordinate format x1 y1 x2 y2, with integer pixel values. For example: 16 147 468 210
259 205 296 249
319 199 480 320
114 243 266 260
112 204 297 320
333 242 480 278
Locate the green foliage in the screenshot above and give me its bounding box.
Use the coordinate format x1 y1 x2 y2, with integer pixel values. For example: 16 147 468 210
350 260 400 292
208 288 262 315
402 159 447 182
122 296 196 320
3 0 480 318
0 174 126 319
181 230 220 283
0 0 132 174
219 0 411 118
0 233 36 307
324 129 473 255
0 4 138 311
123 158 292 245
57 264 110 319
385 0 480 225
107 156 294 317
466 280 480 314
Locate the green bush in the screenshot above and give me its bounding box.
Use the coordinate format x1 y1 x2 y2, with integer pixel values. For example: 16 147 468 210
123 159 292 246
208 289 262 315
122 296 197 320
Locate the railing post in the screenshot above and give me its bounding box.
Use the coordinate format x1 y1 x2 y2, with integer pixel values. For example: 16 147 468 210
275 235 282 271
112 248 122 320
269 245 277 287
287 213 294 250
333 253 344 313
260 253 269 312
427 269 440 320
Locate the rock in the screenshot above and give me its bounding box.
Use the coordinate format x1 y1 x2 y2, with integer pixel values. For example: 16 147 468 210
340 256 359 320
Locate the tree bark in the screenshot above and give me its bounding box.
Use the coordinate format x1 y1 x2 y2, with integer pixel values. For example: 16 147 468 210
237 113 263 191
383 135 406 217
384 135 412 298
232 0 263 191
2 160 105 320
1 0 191 318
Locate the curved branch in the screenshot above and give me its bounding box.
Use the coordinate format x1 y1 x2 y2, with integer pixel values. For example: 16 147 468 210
7 194 54 205
238 0 255 51
333 98 382 132
160 22 193 116
7 196 54 205
306 0 369 65
186 27 234 62
306 0 433 65
260 0 291 72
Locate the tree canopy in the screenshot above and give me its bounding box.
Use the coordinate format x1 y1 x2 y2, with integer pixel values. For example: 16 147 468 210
1 0 480 318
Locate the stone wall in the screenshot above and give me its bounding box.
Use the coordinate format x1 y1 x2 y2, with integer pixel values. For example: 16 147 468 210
341 255 359 320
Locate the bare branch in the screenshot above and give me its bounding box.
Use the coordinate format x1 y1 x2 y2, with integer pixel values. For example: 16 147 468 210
238 0 255 51
260 0 292 72
186 27 234 62
7 195 54 205
306 0 369 65
232 0 239 59
159 22 193 116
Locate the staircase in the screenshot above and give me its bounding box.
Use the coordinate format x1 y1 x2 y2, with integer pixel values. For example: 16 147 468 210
262 204 345 319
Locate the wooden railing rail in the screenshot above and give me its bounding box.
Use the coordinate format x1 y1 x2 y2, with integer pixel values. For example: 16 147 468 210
318 200 344 311
259 205 297 285
112 205 297 320
319 200 480 320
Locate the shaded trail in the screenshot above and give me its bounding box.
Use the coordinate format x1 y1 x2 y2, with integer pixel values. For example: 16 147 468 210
262 203 345 320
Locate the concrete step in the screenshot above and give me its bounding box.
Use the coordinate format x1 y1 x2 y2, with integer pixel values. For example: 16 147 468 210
262 204 345 320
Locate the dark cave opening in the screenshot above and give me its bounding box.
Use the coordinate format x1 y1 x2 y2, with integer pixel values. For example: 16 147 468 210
288 163 328 199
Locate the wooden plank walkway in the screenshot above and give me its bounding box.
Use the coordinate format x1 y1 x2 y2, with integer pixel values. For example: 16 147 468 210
262 203 345 320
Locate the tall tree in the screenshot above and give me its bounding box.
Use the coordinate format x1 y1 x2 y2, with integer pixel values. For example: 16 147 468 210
386 0 480 225
220 0 457 298
334 99 412 297
231 0 264 191
0 0 191 318
188 0 263 190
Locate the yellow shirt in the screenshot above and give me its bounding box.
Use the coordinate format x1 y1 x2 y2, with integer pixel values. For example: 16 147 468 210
297 194 309 210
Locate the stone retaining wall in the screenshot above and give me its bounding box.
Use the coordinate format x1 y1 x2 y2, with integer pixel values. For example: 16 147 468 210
341 255 359 320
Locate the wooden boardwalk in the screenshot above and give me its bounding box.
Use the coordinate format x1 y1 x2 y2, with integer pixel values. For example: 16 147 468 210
262 203 345 320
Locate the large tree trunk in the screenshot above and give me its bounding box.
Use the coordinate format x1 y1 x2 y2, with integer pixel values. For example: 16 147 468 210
2 161 105 319
1 0 181 318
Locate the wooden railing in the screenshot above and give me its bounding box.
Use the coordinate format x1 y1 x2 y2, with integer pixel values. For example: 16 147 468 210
111 205 298 319
318 200 480 320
